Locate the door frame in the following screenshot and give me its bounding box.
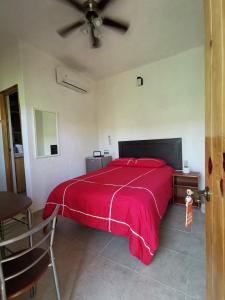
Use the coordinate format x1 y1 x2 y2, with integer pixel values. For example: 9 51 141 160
0 85 18 192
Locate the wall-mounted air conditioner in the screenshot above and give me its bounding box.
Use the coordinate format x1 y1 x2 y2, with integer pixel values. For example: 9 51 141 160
56 66 90 94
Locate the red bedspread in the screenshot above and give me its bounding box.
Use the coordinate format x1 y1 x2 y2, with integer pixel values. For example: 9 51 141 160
43 165 173 265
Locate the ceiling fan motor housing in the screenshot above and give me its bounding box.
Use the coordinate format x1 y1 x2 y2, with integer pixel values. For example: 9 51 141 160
84 0 99 13
84 0 100 24
86 10 99 20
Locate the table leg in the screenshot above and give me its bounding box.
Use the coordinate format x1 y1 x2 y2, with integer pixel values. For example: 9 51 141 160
27 209 33 248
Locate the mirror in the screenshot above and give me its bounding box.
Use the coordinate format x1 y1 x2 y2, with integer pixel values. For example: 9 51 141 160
34 109 59 158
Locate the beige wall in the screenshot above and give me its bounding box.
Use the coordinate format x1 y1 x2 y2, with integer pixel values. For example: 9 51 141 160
0 40 98 210
20 42 98 210
96 47 205 187
0 39 32 195
0 39 205 208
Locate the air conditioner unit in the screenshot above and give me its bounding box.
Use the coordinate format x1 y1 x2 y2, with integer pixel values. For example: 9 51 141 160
56 66 89 94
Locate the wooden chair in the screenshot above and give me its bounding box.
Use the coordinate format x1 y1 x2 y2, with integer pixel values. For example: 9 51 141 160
0 206 61 300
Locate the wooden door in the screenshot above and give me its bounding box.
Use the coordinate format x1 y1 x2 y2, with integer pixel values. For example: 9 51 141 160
15 157 26 193
205 0 225 299
0 93 13 192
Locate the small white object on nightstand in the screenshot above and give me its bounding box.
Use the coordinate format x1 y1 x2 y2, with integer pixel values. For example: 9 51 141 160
183 160 190 174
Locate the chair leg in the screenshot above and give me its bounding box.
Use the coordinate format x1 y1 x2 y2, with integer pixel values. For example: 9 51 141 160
0 221 6 259
1 284 7 300
0 268 7 300
29 285 37 298
49 248 61 300
27 209 33 248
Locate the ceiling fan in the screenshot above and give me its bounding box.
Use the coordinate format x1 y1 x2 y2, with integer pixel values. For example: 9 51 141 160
57 0 130 48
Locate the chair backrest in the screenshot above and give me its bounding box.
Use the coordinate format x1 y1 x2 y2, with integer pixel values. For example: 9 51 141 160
0 205 59 299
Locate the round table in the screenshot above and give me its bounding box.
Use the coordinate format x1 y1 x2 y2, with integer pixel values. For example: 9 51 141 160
0 192 32 257
0 192 32 221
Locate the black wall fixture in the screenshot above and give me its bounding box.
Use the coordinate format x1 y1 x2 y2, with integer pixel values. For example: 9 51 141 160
137 76 144 87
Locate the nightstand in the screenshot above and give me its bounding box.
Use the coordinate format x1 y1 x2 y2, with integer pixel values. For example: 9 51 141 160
172 171 200 207
86 156 112 173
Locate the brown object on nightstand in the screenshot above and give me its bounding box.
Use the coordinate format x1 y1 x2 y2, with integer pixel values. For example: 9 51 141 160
172 171 200 207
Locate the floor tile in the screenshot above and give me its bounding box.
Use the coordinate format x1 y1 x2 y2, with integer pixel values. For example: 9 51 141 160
101 235 143 270
70 255 135 300
161 204 191 232
186 260 206 300
123 272 186 300
139 247 192 292
56 217 113 254
191 221 205 236
4 205 206 300
159 228 205 261
74 228 113 254
161 204 205 235
54 242 97 277
70 255 186 300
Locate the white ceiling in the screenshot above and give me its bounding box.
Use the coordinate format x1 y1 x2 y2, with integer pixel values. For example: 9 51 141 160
0 0 204 79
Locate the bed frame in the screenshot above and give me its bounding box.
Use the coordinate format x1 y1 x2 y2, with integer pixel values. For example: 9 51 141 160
118 138 182 170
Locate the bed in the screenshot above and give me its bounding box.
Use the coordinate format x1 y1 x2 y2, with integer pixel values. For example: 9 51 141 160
43 138 182 265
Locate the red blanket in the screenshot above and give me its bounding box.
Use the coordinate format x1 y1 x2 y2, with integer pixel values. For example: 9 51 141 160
43 165 173 264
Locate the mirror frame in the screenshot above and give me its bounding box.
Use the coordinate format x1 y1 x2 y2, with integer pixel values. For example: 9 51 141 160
33 108 60 158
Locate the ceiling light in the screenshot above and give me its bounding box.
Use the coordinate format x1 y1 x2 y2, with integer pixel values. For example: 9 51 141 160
93 17 102 27
81 23 89 35
94 28 101 39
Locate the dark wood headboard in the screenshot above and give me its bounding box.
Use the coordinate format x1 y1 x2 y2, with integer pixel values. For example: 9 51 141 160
119 138 182 170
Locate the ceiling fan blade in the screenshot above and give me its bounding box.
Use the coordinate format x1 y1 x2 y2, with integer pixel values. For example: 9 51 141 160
57 20 85 37
98 0 114 11
102 17 129 32
90 27 101 48
60 0 85 13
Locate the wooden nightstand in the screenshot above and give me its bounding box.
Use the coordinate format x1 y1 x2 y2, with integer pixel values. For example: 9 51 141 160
86 156 112 173
172 171 200 207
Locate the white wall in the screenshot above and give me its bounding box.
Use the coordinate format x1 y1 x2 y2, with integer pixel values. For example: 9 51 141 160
20 42 98 210
0 40 19 192
0 39 32 195
0 40 98 210
96 47 205 187
0 40 21 90
0 40 205 208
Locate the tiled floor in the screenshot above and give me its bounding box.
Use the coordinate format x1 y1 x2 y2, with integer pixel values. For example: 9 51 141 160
15 204 205 300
